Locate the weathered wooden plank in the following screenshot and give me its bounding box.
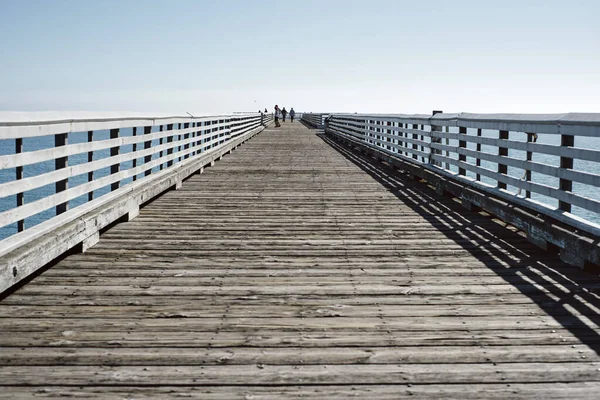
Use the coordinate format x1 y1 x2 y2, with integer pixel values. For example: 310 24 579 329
36 268 598 283
1 316 596 333
0 303 594 319
0 294 558 307
2 328 597 348
28 275 570 287
1 345 597 366
10 283 597 297
1 363 599 385
2 383 600 400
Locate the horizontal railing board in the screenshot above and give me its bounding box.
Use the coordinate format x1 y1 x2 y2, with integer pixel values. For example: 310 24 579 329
0 124 261 260
336 120 599 163
328 124 429 160
0 122 232 170
0 114 264 235
330 129 431 168
430 143 600 188
367 132 430 148
340 122 600 189
430 153 600 214
301 113 328 128
333 112 600 136
333 114 433 126
0 112 261 139
364 137 429 159
0 133 230 229
330 121 433 138
327 123 368 139
432 131 598 163
0 128 230 199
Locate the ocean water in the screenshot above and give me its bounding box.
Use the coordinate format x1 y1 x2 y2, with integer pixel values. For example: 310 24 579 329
1 125 599 242
0 125 184 241
437 128 600 225
365 124 600 226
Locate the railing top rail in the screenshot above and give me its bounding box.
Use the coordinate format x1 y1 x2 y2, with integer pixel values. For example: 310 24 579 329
332 112 600 124
0 112 263 140
331 112 600 135
435 112 600 125
0 111 260 126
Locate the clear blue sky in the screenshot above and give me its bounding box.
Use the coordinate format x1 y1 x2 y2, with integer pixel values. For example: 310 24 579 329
1 0 598 114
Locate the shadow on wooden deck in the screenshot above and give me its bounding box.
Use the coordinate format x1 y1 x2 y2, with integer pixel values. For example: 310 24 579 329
319 132 600 356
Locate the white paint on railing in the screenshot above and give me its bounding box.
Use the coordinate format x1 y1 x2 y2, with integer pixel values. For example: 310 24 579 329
323 111 600 236
0 112 272 244
0 112 272 293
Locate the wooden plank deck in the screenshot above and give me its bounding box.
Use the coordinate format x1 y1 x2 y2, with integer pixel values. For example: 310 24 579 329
1 121 600 398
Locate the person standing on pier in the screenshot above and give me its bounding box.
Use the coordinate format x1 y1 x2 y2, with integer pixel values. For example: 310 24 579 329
274 105 281 127
289 108 295 123
282 107 288 122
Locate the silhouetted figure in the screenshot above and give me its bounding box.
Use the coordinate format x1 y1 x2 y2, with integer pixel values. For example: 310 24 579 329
274 105 281 127
282 107 287 122
289 108 295 123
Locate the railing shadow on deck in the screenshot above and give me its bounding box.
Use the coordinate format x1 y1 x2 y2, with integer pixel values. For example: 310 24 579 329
317 132 600 355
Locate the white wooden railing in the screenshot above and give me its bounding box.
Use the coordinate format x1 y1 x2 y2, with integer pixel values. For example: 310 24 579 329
322 113 600 229
314 111 600 268
0 112 272 292
301 113 327 129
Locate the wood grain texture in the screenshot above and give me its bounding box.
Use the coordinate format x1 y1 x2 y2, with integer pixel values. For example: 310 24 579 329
1 121 599 398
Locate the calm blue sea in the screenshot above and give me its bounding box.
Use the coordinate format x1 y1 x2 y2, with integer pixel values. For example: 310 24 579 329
429 129 600 225
0 126 167 241
0 128 599 241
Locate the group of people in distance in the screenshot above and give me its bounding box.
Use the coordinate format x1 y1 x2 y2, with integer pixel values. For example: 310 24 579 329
273 105 295 128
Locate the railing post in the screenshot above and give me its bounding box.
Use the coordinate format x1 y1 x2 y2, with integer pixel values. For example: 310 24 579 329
498 130 509 189
401 123 407 155
166 124 174 167
87 131 94 200
420 125 425 163
458 126 467 176
385 121 393 150
55 133 69 214
132 127 137 182
144 126 152 176
178 123 183 162
525 132 534 198
559 133 574 212
444 126 450 170
412 123 418 160
476 128 482 181
429 110 443 166
192 123 198 156
197 122 204 154
109 128 120 191
15 138 24 232
183 123 190 160
159 125 164 171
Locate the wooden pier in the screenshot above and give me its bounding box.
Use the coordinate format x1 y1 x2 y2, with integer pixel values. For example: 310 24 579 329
1 121 600 398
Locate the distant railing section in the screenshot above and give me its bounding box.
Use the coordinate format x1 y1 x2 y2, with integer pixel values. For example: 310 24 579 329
0 112 272 248
324 112 600 234
301 113 328 129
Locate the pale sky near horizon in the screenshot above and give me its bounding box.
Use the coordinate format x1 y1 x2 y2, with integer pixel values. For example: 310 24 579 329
1 0 598 114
